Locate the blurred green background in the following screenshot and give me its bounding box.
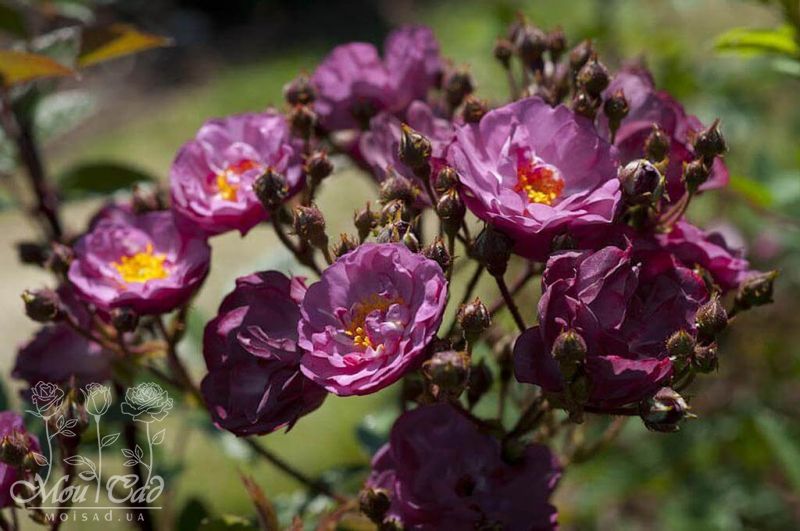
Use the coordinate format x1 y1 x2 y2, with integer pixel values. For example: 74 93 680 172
2 0 800 529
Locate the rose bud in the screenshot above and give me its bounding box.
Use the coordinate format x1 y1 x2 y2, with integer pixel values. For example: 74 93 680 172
283 74 316 106
457 298 491 345
603 89 629 141
17 241 48 267
666 329 696 360
332 233 359 259
398 123 432 172
639 387 694 433
551 330 587 380
576 55 609 97
547 27 567 61
569 39 594 74
682 158 711 194
493 38 514 68
22 289 61 323
693 118 727 163
22 451 44 471
354 203 378 242
422 350 471 399
443 67 475 109
110 306 139 334
434 166 459 195
735 270 779 311
467 358 493 408
0 433 31 467
401 226 420 253
293 204 328 250
379 172 418 205
46 242 74 276
695 295 728 343
515 24 547 68
359 487 391 524
618 159 665 205
288 104 317 140
551 233 576 252
473 225 513 277
693 343 719 373
253 169 288 212
462 96 488 124
572 89 601 120
304 150 333 187
422 237 452 273
436 189 466 237
645 124 671 163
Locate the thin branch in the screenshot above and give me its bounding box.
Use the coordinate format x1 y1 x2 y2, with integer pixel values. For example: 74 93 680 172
495 274 526 332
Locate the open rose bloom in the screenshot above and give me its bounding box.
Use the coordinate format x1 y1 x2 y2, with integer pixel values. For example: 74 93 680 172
298 243 447 395
171 112 302 236
203 272 326 435
450 97 620 260
368 404 561 530
68 209 211 314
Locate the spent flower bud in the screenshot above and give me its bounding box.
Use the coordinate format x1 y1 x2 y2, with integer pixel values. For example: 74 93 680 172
401 227 420 253
666 329 695 359
473 225 513 277
735 271 778 311
695 295 728 343
46 242 74 275
379 173 418 205
458 298 491 344
569 39 594 74
576 55 609 97
359 487 391 524
110 306 139 333
682 159 711 194
462 96 488 124
644 124 670 163
515 25 548 67
22 289 61 323
443 68 475 109
422 237 452 272
331 233 359 259
547 27 567 61
0 433 32 466
293 204 328 250
436 188 466 237
493 38 514 68
283 74 316 105
354 203 378 241
253 169 288 212
572 90 601 120
692 343 719 373
288 104 317 139
603 89 629 140
639 387 693 432
423 350 471 399
433 166 459 195
398 124 432 171
693 119 727 162
304 150 333 186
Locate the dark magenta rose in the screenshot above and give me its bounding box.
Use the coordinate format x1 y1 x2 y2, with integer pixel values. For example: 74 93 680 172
202 271 326 436
298 243 447 396
0 412 41 507
312 26 442 131
514 242 708 410
449 96 620 261
170 112 303 237
601 65 728 201
366 403 561 530
14 286 113 387
68 210 211 315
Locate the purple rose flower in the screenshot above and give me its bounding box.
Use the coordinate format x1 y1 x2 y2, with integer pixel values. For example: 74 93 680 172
170 112 302 236
312 26 442 131
655 220 754 292
602 66 728 200
514 242 708 410
68 210 211 315
449 96 621 261
0 412 40 508
14 287 112 387
366 403 561 530
298 243 447 396
202 271 326 436
359 101 454 189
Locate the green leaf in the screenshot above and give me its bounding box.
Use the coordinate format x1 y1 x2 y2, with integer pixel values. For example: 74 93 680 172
356 408 397 455
0 2 26 37
714 25 800 57
177 497 210 531
755 411 800 493
78 24 172 68
729 174 774 209
197 516 257 531
58 162 155 199
0 50 74 87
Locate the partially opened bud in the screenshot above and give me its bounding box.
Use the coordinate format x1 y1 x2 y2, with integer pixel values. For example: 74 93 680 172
735 270 778 311
0 433 31 466
639 387 693 432
398 124 432 171
618 159 664 205
253 169 288 212
552 330 587 380
458 298 491 344
695 295 728 343
354 203 378 242
22 289 61 323
433 166 459 195
293 204 328 250
422 237 451 272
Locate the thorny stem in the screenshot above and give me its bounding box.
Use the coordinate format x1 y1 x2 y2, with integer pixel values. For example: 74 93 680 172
270 210 322 275
488 264 539 317
495 274 527 333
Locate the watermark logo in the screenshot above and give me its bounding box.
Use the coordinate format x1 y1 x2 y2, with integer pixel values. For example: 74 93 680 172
12 381 172 522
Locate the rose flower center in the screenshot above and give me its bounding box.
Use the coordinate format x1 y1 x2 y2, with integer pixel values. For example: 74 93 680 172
113 243 169 284
215 159 261 201
344 294 402 350
515 159 565 206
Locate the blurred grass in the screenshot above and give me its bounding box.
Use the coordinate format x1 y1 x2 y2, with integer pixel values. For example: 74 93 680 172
8 0 800 529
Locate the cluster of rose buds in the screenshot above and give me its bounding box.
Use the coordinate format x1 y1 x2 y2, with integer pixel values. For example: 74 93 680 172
11 15 777 529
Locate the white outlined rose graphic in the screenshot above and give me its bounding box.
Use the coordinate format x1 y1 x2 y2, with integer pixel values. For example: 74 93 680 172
83 383 112 417
30 382 64 415
120 383 173 423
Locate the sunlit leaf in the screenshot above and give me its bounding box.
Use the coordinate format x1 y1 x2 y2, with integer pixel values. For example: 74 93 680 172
58 161 155 199
730 174 774 209
0 50 74 87
78 24 172 68
714 25 799 57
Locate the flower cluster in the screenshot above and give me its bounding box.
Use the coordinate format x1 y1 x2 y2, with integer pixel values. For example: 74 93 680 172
14 15 778 530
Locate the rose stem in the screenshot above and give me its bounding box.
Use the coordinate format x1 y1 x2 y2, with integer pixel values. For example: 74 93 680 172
444 263 484 338
495 274 526 333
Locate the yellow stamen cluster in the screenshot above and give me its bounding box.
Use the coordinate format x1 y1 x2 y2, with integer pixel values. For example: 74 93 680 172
215 159 260 201
515 161 564 205
112 243 168 284
344 294 402 350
